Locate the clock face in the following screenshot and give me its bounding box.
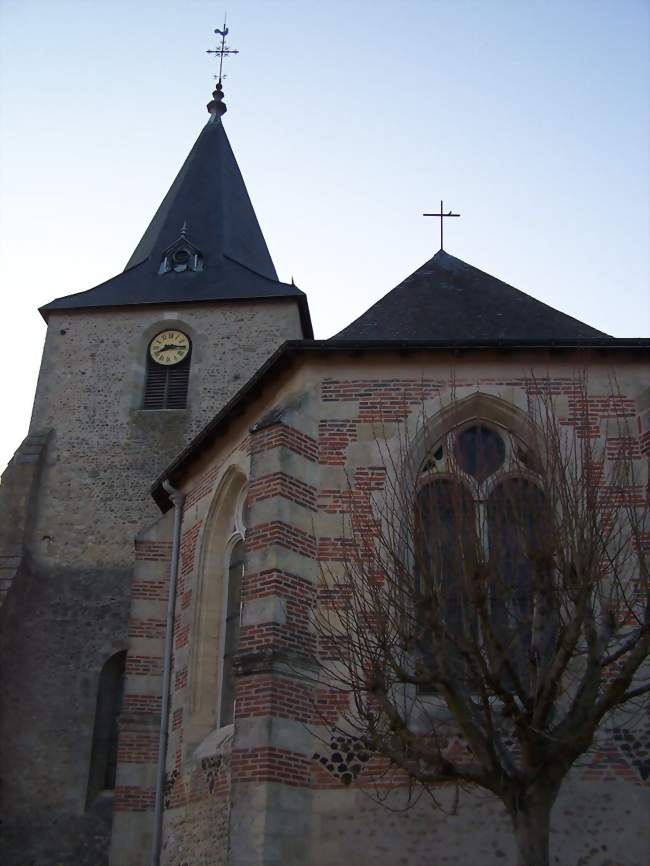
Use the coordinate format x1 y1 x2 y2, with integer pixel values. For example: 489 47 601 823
149 330 190 366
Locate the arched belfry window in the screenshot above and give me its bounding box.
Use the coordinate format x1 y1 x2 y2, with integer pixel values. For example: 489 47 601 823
87 651 126 804
143 329 192 410
415 422 543 689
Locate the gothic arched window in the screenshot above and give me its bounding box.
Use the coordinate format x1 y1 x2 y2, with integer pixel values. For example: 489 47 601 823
416 422 542 690
487 478 546 683
415 479 477 680
142 329 192 410
186 470 248 747
87 650 126 804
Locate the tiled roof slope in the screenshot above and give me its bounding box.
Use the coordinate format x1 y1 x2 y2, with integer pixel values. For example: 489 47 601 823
334 250 607 341
40 116 312 334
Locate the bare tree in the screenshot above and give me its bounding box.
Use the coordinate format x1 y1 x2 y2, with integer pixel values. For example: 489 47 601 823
312 382 649 866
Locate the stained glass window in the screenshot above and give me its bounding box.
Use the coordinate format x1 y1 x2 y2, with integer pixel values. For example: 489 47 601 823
454 425 505 483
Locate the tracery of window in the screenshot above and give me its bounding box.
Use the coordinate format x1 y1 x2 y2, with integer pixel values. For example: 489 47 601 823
416 422 542 689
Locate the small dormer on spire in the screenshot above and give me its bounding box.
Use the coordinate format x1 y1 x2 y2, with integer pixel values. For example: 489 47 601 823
158 222 203 274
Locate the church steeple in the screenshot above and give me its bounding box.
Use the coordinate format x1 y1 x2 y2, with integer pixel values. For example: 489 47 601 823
40 79 312 337
122 107 279 280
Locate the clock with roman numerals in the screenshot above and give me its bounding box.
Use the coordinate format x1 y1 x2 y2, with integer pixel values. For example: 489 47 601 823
149 330 190 366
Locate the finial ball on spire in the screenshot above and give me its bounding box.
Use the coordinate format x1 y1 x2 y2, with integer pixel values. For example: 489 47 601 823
208 81 227 117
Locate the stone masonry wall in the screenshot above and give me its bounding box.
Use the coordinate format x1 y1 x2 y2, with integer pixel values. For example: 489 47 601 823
0 429 50 605
0 298 303 866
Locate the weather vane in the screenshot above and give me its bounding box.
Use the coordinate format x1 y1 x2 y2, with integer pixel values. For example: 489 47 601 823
206 15 239 83
423 200 461 251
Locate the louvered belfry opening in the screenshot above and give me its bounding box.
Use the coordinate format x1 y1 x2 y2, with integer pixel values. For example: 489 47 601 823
143 343 192 410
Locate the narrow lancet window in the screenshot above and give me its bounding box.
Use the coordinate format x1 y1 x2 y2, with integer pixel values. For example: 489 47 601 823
416 479 477 684
87 651 126 804
219 539 245 726
487 478 547 684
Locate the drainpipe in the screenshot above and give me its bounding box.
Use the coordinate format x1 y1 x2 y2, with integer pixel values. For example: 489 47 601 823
151 479 185 866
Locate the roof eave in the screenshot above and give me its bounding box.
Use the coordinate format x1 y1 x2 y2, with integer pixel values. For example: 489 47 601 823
151 336 650 512
39 289 313 325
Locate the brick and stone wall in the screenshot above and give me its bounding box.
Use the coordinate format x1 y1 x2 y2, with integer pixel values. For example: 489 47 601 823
307 358 650 865
122 351 649 866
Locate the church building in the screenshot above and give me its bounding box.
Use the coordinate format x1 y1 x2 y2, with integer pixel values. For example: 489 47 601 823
0 69 648 866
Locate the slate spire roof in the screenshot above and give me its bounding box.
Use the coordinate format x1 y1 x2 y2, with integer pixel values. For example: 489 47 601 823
334 250 607 341
40 109 312 336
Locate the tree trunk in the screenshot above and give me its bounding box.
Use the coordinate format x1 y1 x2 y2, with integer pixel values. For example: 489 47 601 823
510 787 556 866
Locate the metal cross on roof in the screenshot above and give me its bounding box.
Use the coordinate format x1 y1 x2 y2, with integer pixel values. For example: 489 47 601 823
206 16 239 84
423 200 461 251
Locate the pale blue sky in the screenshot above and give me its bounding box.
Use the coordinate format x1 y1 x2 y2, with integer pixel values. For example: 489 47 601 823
1 0 648 470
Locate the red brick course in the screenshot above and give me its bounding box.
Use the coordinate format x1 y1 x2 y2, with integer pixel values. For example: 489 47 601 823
126 655 163 676
249 422 318 462
180 521 202 578
174 620 190 650
606 436 643 460
185 462 223 509
131 579 168 601
246 521 317 559
175 666 188 690
232 747 311 786
135 540 172 561
318 420 357 466
114 785 156 812
248 472 317 511
122 693 161 714
641 428 650 457
242 568 314 602
239 568 316 655
117 730 159 764
322 378 443 422
236 674 313 723
128 618 165 640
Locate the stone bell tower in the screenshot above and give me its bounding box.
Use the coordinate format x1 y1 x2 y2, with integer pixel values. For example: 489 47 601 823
0 75 312 866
